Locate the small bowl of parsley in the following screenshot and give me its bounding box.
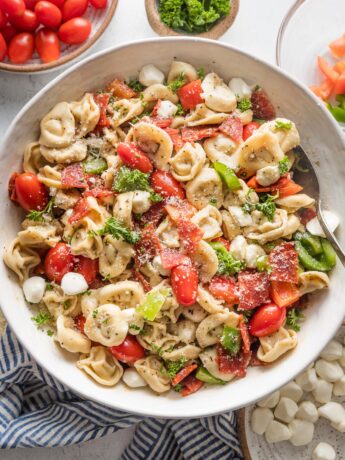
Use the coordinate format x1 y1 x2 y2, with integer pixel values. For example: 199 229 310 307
145 0 240 39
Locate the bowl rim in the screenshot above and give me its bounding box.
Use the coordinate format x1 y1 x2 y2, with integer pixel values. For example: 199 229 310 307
2 36 345 418
0 0 118 74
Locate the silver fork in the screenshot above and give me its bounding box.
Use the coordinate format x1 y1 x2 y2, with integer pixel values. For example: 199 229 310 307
293 146 345 267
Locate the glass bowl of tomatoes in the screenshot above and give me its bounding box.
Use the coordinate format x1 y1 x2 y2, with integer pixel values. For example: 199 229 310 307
0 0 118 72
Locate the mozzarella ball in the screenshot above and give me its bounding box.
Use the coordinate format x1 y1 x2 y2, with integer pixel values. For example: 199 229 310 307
152 255 170 277
23 276 46 303
138 64 165 87
230 235 247 261
296 401 319 423
339 347 345 367
228 77 252 101
132 191 151 214
257 390 280 409
280 381 303 403
318 402 345 425
256 165 280 187
229 205 253 227
295 368 318 392
61 272 88 296
312 379 333 404
265 420 291 443
333 375 345 396
122 368 147 388
274 397 298 423
315 359 344 382
288 419 314 446
245 244 266 269
312 442 336 460
251 407 274 435
320 340 343 361
156 100 178 119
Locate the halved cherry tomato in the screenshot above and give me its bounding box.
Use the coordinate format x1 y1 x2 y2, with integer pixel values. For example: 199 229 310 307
13 172 48 211
74 313 86 334
117 142 153 173
172 363 197 386
151 170 185 199
177 79 204 111
209 276 238 305
0 31 6 60
271 281 300 308
35 1 61 28
243 121 261 141
44 242 74 283
89 0 107 8
35 28 60 63
74 256 98 285
171 263 198 307
10 9 38 30
8 32 34 63
62 0 88 22
1 23 17 42
58 17 91 44
0 0 26 17
249 303 286 337
106 78 136 99
0 8 7 28
109 335 145 364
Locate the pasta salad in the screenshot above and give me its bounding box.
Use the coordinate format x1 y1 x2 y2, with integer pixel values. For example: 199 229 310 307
4 61 337 396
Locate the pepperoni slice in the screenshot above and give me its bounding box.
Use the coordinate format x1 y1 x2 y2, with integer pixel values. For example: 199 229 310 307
83 188 113 199
94 93 111 128
238 270 271 310
61 163 88 189
216 344 251 378
181 126 219 143
218 116 243 143
131 269 151 292
160 248 191 270
251 87 276 120
164 127 184 151
239 319 251 354
68 197 90 224
139 202 166 227
134 223 161 267
269 241 299 284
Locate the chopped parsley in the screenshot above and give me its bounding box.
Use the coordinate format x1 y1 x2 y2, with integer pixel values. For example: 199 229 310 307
150 343 164 357
113 166 162 202
209 197 218 206
62 300 70 311
237 97 252 112
26 197 55 222
129 324 141 331
176 102 185 116
98 217 141 245
167 72 185 92
275 120 292 130
92 309 98 318
256 193 277 222
128 79 144 93
209 242 244 275
140 93 148 108
31 312 52 326
173 383 183 392
278 155 290 175
197 67 205 80
46 282 53 291
162 357 187 379
286 308 304 332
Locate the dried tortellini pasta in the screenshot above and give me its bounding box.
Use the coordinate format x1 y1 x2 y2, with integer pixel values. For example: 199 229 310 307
190 240 218 283
37 165 63 188
98 281 145 308
142 84 178 104
203 134 237 168
259 118 300 153
112 98 144 127
196 311 240 348
169 142 206 182
275 194 315 213
185 104 228 126
40 140 87 164
77 346 123 386
257 327 298 363
18 221 61 248
42 284 80 319
200 347 235 382
23 142 46 173
244 208 289 243
167 61 197 84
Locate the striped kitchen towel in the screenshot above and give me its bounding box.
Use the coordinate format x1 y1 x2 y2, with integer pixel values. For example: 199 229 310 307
0 326 243 459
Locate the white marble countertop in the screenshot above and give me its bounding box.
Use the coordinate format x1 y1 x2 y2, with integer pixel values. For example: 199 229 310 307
0 0 294 458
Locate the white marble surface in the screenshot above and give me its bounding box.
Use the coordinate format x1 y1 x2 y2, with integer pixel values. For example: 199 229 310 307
0 0 294 458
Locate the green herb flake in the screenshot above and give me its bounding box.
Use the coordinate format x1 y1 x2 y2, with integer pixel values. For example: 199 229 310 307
237 97 252 112
31 312 52 326
47 330 54 337
275 120 292 130
140 93 148 108
62 300 70 311
92 309 98 319
26 197 55 222
98 217 141 245
278 156 290 175
163 357 187 379
129 324 141 331
173 383 183 392
46 282 53 291
209 241 244 275
176 102 185 116
167 72 185 92
256 193 277 222
128 79 144 93
286 308 304 332
197 67 205 80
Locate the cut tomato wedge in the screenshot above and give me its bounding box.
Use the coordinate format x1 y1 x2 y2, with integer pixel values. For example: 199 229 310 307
334 72 345 95
61 163 88 189
94 93 111 128
177 79 204 110
160 248 190 270
218 116 243 143
238 270 271 310
106 78 137 98
68 197 91 224
333 61 345 74
269 241 299 284
310 78 334 101
209 276 238 305
181 126 218 143
271 281 300 308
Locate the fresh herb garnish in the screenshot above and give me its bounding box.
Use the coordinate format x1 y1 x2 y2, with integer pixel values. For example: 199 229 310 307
26 197 55 222
46 282 53 291
128 79 144 93
162 357 187 379
129 324 141 331
62 300 70 311
176 102 185 116
113 166 162 202
256 193 277 222
92 309 98 318
173 383 183 392
167 72 185 92
140 93 148 108
31 312 53 326
47 330 54 337
98 217 141 245
278 155 290 175
237 97 252 112
275 120 292 130
209 242 244 275
150 343 164 357
197 67 205 80
286 308 304 332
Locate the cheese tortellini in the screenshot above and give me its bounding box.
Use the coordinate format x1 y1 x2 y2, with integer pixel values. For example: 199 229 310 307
258 328 298 363
169 142 206 181
77 346 123 386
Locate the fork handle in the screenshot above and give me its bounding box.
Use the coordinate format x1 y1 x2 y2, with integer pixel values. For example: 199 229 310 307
317 203 345 267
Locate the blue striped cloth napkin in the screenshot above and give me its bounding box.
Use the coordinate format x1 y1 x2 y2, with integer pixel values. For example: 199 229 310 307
0 326 243 459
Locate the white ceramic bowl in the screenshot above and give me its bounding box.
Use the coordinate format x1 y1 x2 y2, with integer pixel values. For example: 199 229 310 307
1 38 345 419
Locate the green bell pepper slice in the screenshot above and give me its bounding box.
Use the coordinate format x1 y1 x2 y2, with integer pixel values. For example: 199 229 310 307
300 232 323 256
213 161 241 191
257 255 270 272
136 288 170 321
83 157 108 174
327 103 345 123
196 366 226 385
320 239 336 269
336 94 345 110
295 240 331 272
220 325 241 356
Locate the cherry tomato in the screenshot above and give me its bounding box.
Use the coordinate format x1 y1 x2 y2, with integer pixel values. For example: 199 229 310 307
117 142 153 173
74 256 98 285
0 31 6 60
89 0 107 9
74 313 86 334
0 0 26 17
62 0 87 22
1 23 17 42
177 79 204 110
10 9 38 31
171 263 198 307
47 0 64 7
109 335 145 364
151 170 185 199
44 242 75 283
249 303 286 337
35 27 60 62
0 8 6 28
209 276 238 305
24 0 37 9
58 17 91 44
35 1 61 28
242 121 261 141
8 32 34 63
13 172 48 211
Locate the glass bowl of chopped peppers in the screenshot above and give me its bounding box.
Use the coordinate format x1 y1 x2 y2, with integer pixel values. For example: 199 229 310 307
145 0 240 39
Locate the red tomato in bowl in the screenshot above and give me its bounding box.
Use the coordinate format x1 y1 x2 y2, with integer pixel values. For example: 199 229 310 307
117 142 153 173
0 32 6 60
243 121 260 141
58 17 91 44
249 303 286 337
0 8 7 28
35 1 62 28
13 172 48 211
171 264 198 307
1 23 17 42
151 170 185 199
44 242 75 283
90 0 107 9
62 0 88 22
109 335 145 364
35 27 60 63
10 9 38 30
0 0 26 17
74 256 98 285
8 32 34 63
